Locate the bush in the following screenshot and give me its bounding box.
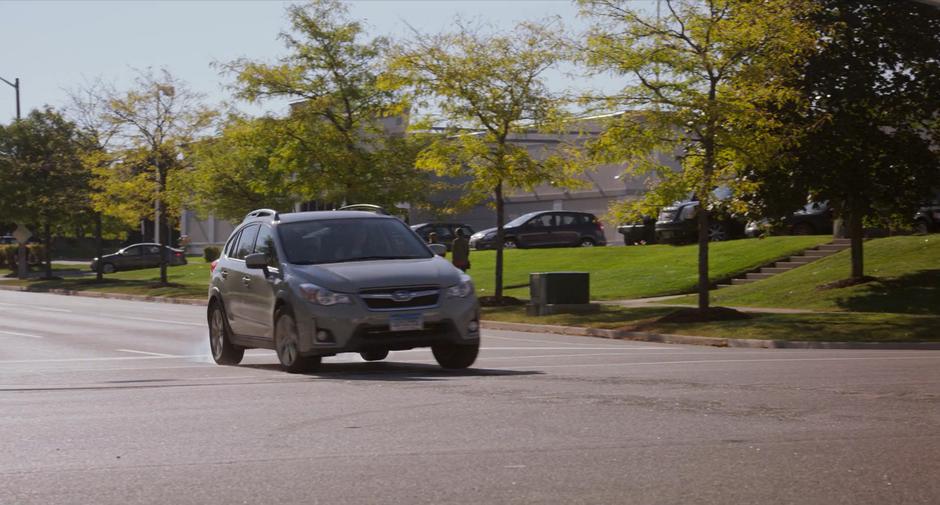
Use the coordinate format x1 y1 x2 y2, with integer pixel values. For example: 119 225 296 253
203 246 221 263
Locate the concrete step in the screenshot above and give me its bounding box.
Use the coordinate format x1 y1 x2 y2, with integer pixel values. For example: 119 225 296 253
785 256 816 264
745 272 774 280
732 278 758 285
817 244 849 252
774 261 812 269
760 267 792 274
802 249 835 257
831 238 851 245
714 283 732 289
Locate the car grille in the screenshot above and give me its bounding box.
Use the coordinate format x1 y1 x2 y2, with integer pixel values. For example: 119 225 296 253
658 208 678 222
358 286 440 310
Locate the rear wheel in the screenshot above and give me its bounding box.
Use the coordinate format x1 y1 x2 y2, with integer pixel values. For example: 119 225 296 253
360 350 389 362
432 341 479 369
275 309 321 373
102 263 116 274
208 301 244 365
579 238 596 247
503 238 517 249
707 222 729 242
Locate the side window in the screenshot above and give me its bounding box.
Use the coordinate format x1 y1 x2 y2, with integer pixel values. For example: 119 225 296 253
145 245 161 255
123 245 143 256
557 214 578 226
253 226 279 268
528 214 554 228
223 230 242 258
233 224 259 260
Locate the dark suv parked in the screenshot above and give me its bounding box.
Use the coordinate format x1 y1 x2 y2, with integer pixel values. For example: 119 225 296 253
655 199 745 244
90 243 187 273
746 201 834 237
914 199 940 234
208 209 480 373
469 211 606 250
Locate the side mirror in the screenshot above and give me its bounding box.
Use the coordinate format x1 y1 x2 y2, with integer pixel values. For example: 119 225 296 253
245 253 268 270
428 243 447 256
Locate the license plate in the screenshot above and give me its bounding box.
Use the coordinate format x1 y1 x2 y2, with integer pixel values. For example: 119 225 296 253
389 313 423 332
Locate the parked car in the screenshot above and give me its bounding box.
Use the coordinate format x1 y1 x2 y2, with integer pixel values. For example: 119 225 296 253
410 222 476 250
207 209 480 372
469 210 607 250
617 216 657 245
655 198 745 244
0 235 15 245
90 243 187 273
914 197 940 234
745 201 834 237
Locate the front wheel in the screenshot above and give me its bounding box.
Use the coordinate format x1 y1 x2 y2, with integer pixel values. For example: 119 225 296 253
432 341 479 369
579 238 596 247
275 309 321 373
102 263 116 274
503 239 517 249
208 301 244 365
707 222 729 242
360 349 389 362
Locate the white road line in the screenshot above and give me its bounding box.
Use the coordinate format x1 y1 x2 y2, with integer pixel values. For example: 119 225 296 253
108 316 204 327
115 349 180 358
491 355 940 370
0 355 205 364
484 334 602 346
0 330 44 339
479 346 675 351
0 302 72 313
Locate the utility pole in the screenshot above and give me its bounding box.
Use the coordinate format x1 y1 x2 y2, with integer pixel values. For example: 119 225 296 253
1 75 28 279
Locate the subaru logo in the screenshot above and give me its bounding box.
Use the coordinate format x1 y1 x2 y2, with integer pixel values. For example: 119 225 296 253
391 290 414 302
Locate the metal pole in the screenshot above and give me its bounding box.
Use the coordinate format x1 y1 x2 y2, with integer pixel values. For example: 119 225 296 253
14 78 19 120
2 75 27 279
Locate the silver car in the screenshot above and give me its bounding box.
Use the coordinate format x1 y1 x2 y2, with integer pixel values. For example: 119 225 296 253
207 209 480 373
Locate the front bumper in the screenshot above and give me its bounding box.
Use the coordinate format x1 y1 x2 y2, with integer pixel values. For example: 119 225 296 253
292 294 480 356
469 237 496 250
655 222 696 244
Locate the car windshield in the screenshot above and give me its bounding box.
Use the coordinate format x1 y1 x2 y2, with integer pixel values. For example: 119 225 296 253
505 212 539 228
278 218 433 265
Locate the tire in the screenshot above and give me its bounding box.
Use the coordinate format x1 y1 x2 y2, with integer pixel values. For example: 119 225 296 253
208 301 244 365
579 238 596 247
503 239 517 249
432 341 479 369
102 263 116 274
707 222 728 242
274 308 321 373
360 349 389 362
914 220 929 235
792 222 815 236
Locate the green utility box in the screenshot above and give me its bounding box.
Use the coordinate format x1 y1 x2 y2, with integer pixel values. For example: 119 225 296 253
528 272 599 316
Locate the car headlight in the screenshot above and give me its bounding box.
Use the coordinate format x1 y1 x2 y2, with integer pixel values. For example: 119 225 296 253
445 276 474 298
679 205 698 220
299 283 352 306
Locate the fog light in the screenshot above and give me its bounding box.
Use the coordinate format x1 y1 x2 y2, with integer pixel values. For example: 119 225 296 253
467 320 479 332
316 330 332 342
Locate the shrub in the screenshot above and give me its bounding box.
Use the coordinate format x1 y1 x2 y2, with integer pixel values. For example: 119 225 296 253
203 246 221 263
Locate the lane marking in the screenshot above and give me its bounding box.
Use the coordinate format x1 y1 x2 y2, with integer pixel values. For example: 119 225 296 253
479 346 674 351
489 355 940 370
0 330 44 339
0 302 72 313
105 316 203 327
115 349 180 358
0 355 205 364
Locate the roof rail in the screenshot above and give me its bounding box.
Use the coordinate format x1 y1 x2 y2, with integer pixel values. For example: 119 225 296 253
243 208 279 222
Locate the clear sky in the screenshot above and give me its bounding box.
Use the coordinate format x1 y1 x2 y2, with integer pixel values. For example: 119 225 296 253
0 0 649 123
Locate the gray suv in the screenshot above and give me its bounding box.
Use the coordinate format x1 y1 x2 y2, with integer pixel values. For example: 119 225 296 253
207 209 480 373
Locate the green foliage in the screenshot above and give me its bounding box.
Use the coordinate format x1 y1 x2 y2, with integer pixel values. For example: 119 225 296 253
213 0 427 210
202 246 221 263
0 244 47 271
578 0 815 308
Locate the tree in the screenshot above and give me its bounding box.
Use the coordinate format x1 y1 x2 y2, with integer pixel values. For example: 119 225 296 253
217 0 426 210
579 0 814 312
387 20 579 301
82 69 216 284
0 108 92 278
761 0 940 282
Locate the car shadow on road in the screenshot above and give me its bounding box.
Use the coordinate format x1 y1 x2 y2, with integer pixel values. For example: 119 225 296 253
239 361 542 381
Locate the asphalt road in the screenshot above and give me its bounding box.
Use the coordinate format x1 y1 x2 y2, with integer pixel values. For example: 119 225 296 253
1 290 938 505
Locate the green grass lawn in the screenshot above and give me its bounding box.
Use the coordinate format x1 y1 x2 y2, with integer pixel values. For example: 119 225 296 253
5 262 211 299
482 305 940 342
466 236 830 300
677 235 940 315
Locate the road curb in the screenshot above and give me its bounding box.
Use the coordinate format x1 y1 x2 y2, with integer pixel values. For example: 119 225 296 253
480 320 940 350
0 284 205 306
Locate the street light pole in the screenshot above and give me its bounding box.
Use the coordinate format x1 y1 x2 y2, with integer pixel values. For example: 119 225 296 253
1 75 27 279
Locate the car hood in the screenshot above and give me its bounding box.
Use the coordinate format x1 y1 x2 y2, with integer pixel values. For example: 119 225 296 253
473 226 517 238
286 256 462 293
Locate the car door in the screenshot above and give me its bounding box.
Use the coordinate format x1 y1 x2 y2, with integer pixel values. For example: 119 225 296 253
119 245 144 269
225 224 259 336
239 225 280 339
517 214 554 246
552 213 580 246
141 244 163 268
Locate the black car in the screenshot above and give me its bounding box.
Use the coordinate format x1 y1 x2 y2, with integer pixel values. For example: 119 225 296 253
914 196 940 234
469 210 607 250
617 216 657 245
655 199 745 244
90 243 188 273
746 201 834 237
410 222 476 250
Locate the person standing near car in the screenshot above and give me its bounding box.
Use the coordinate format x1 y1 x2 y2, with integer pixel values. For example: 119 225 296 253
451 228 471 272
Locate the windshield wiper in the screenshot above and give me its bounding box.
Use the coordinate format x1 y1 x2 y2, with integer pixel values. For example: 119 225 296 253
344 255 424 262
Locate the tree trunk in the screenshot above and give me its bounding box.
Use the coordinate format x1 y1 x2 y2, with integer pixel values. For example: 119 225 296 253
494 180 505 301
849 209 864 280
43 222 52 280
697 205 710 312
95 213 103 282
158 167 168 285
